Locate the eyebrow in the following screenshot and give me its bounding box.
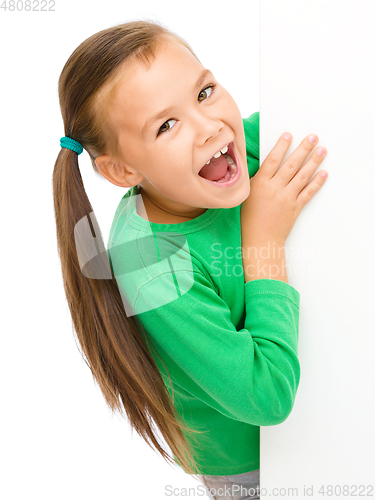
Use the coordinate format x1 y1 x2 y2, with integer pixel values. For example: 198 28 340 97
142 69 213 133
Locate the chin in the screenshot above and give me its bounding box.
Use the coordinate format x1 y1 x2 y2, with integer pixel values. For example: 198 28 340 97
230 180 251 207
218 185 250 209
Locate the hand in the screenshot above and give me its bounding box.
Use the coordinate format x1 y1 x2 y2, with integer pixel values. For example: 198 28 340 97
241 133 328 246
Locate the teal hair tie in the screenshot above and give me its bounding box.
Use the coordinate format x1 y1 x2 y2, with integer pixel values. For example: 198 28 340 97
60 136 83 155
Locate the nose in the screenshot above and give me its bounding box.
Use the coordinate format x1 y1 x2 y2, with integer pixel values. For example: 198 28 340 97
192 109 224 146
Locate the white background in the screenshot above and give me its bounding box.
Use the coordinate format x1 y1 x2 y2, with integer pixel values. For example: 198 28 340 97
3 0 374 499
0 1 259 499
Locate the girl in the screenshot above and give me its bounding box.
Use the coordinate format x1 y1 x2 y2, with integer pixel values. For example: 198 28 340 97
52 20 328 500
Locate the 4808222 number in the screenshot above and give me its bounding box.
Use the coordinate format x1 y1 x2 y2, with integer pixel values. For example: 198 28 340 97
1 0 55 10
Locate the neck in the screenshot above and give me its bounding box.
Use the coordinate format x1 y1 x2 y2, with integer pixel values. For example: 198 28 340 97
136 185 207 224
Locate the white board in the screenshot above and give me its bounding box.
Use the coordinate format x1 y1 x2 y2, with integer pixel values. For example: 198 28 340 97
260 1 375 497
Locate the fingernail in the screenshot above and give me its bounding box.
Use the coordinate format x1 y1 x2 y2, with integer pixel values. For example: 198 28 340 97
283 133 292 141
320 171 327 178
317 147 326 156
309 134 318 143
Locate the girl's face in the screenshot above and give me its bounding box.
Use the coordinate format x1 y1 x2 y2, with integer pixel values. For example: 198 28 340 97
98 40 250 220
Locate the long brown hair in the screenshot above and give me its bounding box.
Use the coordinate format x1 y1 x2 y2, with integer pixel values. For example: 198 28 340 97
52 20 204 476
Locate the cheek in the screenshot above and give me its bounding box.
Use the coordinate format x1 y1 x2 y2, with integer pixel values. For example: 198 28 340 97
219 85 239 106
122 139 155 171
153 154 192 182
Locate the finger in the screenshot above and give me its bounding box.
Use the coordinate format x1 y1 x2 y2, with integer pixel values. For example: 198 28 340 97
275 134 320 186
296 167 328 208
259 133 293 179
287 146 327 195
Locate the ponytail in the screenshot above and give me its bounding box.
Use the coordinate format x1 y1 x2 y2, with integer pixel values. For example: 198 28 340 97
53 146 202 475
52 20 204 477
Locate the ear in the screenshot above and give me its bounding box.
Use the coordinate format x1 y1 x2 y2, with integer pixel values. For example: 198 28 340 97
95 154 144 188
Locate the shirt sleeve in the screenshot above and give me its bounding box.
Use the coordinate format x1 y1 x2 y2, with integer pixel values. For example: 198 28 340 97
243 111 260 178
133 266 300 427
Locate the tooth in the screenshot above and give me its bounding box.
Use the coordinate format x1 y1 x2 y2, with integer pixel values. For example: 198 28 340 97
213 151 221 158
220 145 228 155
206 159 211 164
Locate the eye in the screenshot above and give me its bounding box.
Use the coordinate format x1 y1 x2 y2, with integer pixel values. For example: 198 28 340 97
158 118 176 135
198 84 216 102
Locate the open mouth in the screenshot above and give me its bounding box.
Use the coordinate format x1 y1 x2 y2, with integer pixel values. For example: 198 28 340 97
198 142 239 184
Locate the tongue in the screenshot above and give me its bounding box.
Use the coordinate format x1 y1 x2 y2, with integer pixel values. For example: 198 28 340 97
199 154 229 181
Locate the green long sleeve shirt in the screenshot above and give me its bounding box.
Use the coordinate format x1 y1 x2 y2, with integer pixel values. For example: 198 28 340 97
107 112 300 475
